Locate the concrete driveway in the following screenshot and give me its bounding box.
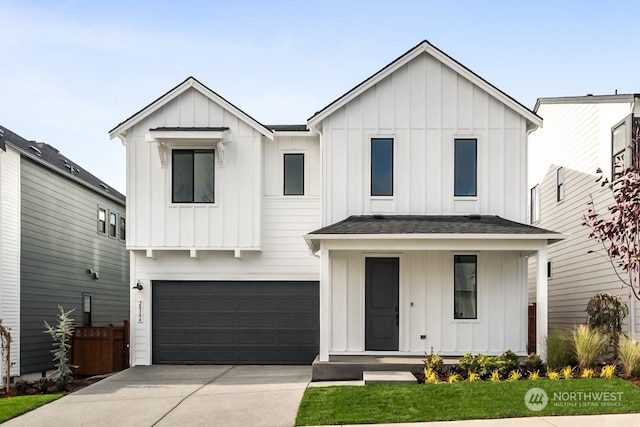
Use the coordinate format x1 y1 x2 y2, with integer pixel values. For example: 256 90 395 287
3 365 311 427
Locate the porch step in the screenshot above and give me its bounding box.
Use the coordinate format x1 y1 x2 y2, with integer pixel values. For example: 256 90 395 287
363 371 417 385
311 355 426 381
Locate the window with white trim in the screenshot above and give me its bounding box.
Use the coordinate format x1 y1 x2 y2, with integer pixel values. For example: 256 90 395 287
371 138 393 196
283 153 304 195
454 255 477 320
530 184 540 223
172 149 215 203
454 139 477 197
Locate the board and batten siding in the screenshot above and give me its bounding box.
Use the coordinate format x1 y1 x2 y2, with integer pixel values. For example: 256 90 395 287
126 87 262 250
129 195 320 365
0 147 21 377
320 52 528 226
527 100 640 336
329 250 527 355
20 157 129 373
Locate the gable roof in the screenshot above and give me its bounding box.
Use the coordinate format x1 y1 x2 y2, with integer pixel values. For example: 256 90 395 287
307 40 542 131
1 125 125 203
109 76 274 141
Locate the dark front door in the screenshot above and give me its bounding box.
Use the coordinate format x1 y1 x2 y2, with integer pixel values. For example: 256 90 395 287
365 257 399 351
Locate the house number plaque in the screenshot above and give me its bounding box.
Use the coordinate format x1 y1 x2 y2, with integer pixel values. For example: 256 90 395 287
137 301 144 323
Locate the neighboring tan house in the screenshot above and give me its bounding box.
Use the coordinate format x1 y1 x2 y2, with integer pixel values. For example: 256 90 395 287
528 94 640 339
0 125 129 378
110 40 562 368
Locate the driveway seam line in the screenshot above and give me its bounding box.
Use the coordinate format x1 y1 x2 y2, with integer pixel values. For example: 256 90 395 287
149 366 235 427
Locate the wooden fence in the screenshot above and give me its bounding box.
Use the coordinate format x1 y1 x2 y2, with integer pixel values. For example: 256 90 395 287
70 321 129 376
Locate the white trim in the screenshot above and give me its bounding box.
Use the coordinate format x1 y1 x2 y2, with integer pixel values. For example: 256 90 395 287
308 41 541 130
109 77 274 141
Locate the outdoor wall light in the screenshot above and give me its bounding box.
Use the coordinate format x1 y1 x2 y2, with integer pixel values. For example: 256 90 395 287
132 280 144 291
87 269 99 280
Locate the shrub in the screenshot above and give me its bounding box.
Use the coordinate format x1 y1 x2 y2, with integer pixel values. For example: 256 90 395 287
521 353 543 373
33 378 53 394
547 370 560 380
458 350 519 380
507 370 521 381
467 372 480 382
12 380 29 395
447 374 461 383
561 366 573 380
600 364 616 379
423 347 444 375
586 293 628 360
529 370 540 381
489 370 500 382
458 353 478 378
618 336 640 377
572 324 607 369
43 306 75 382
581 368 595 378
545 329 572 370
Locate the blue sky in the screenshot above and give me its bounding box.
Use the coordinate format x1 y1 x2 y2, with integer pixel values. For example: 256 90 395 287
1 0 637 194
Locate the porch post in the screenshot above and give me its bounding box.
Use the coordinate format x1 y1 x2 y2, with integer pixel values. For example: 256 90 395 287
319 248 330 362
536 246 548 361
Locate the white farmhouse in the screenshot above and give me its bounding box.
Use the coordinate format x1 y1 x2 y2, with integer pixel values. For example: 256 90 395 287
110 41 562 372
528 94 640 338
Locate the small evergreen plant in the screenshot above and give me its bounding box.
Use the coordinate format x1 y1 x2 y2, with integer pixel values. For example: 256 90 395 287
43 306 75 382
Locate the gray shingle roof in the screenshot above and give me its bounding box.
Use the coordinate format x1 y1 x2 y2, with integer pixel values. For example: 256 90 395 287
0 125 125 203
309 215 559 236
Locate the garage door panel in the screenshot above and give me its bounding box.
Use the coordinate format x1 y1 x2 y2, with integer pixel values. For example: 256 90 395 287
152 281 319 364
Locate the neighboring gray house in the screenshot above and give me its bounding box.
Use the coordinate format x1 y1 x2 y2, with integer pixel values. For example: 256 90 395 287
0 125 129 377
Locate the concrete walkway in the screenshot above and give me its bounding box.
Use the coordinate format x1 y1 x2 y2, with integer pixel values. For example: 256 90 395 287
2 365 311 427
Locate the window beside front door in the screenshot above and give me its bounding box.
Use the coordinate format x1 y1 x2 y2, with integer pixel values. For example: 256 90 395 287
454 138 477 196
371 138 394 196
454 255 477 320
172 149 215 203
283 153 304 195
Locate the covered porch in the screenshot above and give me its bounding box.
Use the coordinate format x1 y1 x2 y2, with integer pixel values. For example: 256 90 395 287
305 215 564 373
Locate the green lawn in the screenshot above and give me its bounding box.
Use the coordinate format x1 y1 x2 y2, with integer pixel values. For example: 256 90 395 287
296 378 640 426
0 394 61 423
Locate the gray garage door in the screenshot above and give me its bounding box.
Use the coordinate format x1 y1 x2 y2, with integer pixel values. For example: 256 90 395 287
152 281 319 364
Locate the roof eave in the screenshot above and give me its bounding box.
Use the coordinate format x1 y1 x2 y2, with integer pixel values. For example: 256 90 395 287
304 232 567 254
307 40 541 129
109 77 274 141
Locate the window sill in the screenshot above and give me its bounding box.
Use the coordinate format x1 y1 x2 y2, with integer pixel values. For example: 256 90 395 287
453 196 478 201
169 203 218 208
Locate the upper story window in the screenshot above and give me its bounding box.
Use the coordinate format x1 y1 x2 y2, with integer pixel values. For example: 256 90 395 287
97 207 106 234
371 138 393 196
454 139 477 197
454 255 477 320
119 216 126 241
530 184 540 223
612 119 627 175
283 153 304 195
108 212 117 238
556 167 564 202
172 149 215 203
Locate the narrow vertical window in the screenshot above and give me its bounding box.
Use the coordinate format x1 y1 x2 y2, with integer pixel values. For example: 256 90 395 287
371 138 393 196
556 167 564 202
119 216 126 241
109 212 117 238
97 207 106 234
283 153 304 195
172 150 215 203
83 294 92 327
454 139 477 196
547 260 552 279
530 184 540 223
454 255 477 319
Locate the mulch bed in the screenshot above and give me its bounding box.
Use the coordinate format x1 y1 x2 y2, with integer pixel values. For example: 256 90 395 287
0 376 106 399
